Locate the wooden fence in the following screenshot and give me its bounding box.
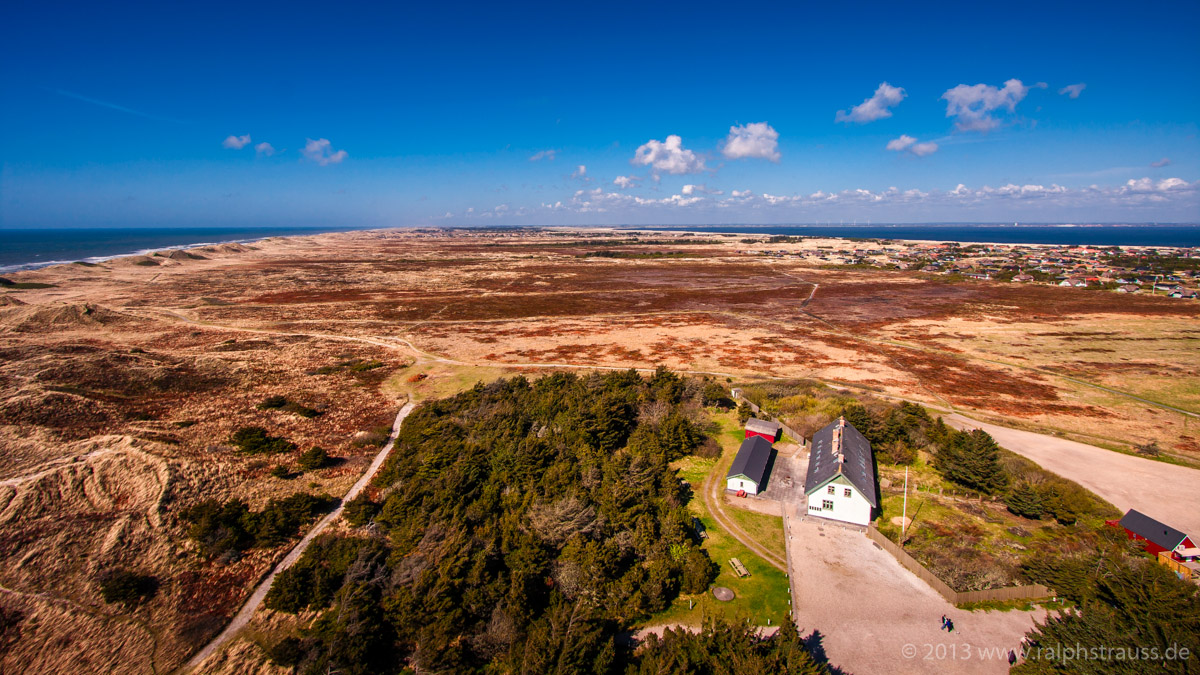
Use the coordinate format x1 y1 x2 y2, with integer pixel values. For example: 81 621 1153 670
865 527 1053 605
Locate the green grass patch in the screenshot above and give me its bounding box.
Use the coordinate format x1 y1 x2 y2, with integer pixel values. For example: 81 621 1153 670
644 410 791 628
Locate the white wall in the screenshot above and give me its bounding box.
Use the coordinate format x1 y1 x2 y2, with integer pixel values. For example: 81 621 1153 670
727 476 759 495
805 480 871 526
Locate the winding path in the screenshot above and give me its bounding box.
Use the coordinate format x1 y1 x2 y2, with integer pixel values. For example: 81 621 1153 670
182 400 416 672
700 450 788 572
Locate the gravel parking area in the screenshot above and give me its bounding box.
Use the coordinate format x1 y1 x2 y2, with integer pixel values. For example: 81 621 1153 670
945 414 1200 538
784 503 1044 674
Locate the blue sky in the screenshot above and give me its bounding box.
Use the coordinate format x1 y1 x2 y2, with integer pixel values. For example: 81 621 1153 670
1 0 1198 227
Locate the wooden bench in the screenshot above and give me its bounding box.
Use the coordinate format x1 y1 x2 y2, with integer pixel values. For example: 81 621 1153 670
729 558 750 578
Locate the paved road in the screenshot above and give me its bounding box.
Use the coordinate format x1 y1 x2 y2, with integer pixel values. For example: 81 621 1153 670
183 400 416 672
784 506 1043 674
945 414 1200 538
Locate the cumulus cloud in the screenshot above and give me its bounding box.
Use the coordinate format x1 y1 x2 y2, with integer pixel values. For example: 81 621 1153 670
302 138 347 166
505 176 1197 220
722 122 781 161
681 184 723 195
632 135 706 175
613 175 639 189
1058 83 1086 99
255 142 275 156
529 149 557 161
571 165 587 178
886 135 938 156
836 83 906 124
1151 157 1171 168
941 79 1041 132
222 134 251 149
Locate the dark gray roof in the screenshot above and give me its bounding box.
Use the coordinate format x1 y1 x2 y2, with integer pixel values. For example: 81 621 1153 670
1120 509 1188 551
804 418 877 507
727 436 772 486
745 418 782 435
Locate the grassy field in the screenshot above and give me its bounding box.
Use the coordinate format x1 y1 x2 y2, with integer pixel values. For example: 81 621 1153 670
383 361 519 400
643 412 791 629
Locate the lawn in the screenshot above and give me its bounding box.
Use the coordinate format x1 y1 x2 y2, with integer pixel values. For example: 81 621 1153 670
383 362 519 400
644 410 792 629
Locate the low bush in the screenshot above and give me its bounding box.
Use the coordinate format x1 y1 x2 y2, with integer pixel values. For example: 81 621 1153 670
180 492 337 558
95 568 158 608
229 426 296 454
258 395 322 418
299 447 330 471
342 494 379 527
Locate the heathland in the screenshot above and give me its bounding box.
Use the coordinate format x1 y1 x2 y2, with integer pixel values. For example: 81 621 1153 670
0 228 1197 673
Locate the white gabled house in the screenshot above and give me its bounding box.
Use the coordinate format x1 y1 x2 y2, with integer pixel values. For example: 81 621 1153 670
726 435 773 495
804 417 878 526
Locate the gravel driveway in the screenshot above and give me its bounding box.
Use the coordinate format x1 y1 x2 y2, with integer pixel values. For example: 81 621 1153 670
945 414 1200 539
784 504 1044 674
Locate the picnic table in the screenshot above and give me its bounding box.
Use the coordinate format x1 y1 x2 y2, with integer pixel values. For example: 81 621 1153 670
729 557 750 578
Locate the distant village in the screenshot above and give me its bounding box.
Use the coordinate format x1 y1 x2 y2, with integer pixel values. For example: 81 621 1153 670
744 238 1200 299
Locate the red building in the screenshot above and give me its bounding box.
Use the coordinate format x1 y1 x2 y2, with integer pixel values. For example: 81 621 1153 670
1116 509 1198 561
744 418 782 443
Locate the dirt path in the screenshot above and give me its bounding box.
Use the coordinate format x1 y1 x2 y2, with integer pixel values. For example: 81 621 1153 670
701 452 788 572
182 400 416 673
945 414 1200 538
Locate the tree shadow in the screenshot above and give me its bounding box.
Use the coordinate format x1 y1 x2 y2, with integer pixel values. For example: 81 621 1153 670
803 629 853 675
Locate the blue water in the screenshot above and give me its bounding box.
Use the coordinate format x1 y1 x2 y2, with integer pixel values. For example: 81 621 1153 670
639 225 1200 247
0 226 364 272
2 224 1197 272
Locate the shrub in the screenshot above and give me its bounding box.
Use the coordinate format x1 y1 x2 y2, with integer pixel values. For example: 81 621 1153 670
258 395 289 410
266 636 305 667
229 426 296 454
1005 482 1044 519
95 568 158 608
342 494 379 527
270 464 293 479
299 447 330 471
181 492 336 557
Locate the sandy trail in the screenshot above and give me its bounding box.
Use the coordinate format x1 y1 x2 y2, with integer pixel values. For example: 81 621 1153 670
183 400 416 672
945 414 1200 538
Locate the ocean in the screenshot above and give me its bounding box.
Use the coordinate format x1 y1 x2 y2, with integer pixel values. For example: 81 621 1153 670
1 224 1197 272
0 226 363 272
638 225 1200 247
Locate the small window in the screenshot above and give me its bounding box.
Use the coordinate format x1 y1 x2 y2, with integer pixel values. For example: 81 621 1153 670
827 485 835 495
822 500 834 510
844 488 852 498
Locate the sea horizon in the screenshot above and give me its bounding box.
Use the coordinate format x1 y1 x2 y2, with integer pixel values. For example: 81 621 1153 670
1 223 1198 272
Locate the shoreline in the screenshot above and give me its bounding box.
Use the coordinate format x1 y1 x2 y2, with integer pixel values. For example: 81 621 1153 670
2 224 1197 275
0 226 375 274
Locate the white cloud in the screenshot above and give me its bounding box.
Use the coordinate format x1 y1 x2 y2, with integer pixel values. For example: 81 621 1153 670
1151 157 1171 168
1058 83 1086 99
681 184 723 195
836 83 906 124
886 135 938 156
613 175 639 189
255 142 275 157
302 138 347 166
722 122 781 161
222 134 251 149
529 149 557 161
941 79 1040 132
632 135 706 175
571 165 587 178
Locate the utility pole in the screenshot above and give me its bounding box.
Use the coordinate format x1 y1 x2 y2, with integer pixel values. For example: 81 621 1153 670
902 466 909 540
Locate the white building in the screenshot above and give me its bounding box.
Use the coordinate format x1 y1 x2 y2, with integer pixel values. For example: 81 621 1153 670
726 436 773 495
804 417 877 526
